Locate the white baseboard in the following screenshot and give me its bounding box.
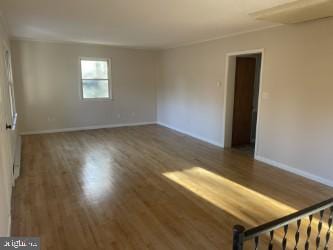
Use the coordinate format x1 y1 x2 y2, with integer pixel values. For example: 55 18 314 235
20 121 156 135
255 155 333 187
158 123 332 189
157 122 224 148
21 121 333 188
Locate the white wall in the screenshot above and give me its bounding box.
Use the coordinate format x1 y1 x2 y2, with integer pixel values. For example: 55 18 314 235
12 40 159 133
11 18 333 186
158 17 333 185
0 14 17 236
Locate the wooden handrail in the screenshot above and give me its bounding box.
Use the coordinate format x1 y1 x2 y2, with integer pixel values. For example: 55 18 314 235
232 197 333 249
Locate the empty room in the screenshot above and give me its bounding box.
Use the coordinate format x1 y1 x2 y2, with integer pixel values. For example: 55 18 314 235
1 0 333 249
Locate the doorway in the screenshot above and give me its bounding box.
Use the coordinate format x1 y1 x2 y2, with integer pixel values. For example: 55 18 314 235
223 50 263 156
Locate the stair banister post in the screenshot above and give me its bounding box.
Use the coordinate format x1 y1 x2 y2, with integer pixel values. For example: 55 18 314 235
233 225 245 250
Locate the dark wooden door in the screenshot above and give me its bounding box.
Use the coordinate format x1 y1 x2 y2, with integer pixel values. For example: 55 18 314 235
232 57 256 147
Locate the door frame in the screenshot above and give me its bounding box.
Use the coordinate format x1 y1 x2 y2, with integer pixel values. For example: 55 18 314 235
0 39 13 236
222 48 265 157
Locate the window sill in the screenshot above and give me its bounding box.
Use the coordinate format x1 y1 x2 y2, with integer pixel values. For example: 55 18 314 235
80 98 113 102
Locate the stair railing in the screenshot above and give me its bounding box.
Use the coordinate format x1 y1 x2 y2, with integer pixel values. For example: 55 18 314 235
233 198 333 249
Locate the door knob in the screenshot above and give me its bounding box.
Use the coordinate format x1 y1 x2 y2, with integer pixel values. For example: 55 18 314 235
5 123 12 130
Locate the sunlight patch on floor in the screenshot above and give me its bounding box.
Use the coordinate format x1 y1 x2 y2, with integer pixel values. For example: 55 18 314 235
163 167 296 227
164 167 330 248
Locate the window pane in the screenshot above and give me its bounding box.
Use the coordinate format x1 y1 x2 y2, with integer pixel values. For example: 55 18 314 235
81 60 108 79
82 80 109 99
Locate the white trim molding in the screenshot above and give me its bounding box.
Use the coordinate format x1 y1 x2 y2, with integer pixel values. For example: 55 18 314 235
20 122 156 135
157 122 224 148
79 57 113 101
21 122 333 188
255 155 333 187
223 48 265 156
13 136 22 184
166 24 282 49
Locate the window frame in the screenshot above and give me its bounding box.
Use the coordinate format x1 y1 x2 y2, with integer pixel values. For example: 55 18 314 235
3 44 17 128
79 57 112 101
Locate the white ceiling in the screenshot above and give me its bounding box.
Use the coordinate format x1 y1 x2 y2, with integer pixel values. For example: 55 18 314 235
0 0 294 49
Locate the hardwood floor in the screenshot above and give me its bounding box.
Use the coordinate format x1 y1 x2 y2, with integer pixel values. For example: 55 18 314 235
11 125 333 249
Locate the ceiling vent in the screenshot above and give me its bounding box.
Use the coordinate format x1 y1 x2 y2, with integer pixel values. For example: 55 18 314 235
250 0 333 24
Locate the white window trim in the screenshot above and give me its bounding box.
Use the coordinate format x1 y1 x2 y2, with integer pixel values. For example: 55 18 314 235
79 57 112 101
3 43 17 128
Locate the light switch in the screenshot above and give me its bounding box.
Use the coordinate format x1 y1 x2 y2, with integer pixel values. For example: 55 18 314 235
216 81 221 87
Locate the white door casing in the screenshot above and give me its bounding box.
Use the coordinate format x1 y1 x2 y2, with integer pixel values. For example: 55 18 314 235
0 40 15 236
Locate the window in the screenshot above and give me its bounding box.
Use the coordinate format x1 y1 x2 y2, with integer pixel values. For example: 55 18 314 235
4 49 17 125
80 58 111 99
